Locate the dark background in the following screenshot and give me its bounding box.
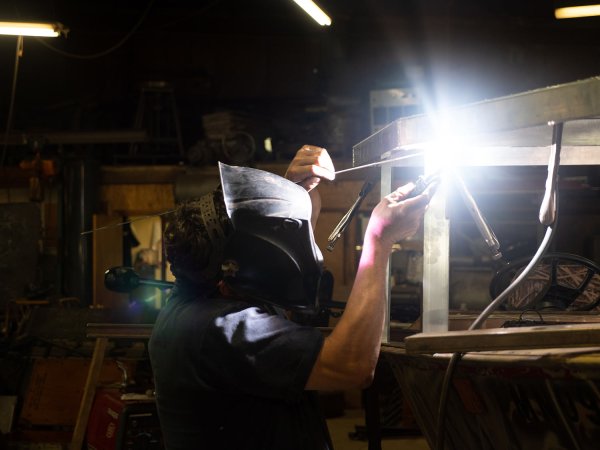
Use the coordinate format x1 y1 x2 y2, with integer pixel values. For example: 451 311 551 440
2 0 600 163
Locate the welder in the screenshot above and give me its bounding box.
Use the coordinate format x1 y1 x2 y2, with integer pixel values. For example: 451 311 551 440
148 145 433 450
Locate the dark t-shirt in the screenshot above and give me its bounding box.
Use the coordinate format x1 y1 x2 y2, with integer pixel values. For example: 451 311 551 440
148 285 332 450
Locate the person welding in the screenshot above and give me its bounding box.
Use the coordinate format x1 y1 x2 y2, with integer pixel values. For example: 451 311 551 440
148 145 433 450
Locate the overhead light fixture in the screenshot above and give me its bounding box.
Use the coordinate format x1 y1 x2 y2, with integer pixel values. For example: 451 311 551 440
0 21 67 37
292 0 332 26
555 2 600 19
1 20 67 168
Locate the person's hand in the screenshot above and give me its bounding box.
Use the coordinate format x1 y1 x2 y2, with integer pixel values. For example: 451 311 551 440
284 145 335 192
365 182 431 249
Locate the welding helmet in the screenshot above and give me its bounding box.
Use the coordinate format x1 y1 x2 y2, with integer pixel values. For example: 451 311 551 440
218 162 323 312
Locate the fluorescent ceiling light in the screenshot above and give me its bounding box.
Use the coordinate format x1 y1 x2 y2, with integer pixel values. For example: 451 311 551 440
555 4 600 19
0 21 64 37
292 0 332 26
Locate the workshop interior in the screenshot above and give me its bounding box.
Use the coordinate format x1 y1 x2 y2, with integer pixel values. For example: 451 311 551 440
1 1 600 449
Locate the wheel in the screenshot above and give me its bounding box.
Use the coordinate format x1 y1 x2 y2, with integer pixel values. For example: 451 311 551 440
489 252 600 311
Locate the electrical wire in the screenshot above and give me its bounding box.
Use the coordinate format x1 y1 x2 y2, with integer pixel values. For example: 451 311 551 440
1 35 23 170
34 0 156 60
2 0 155 168
79 208 176 236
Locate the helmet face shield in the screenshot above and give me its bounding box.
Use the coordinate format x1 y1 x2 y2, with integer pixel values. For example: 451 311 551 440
219 162 313 221
219 163 323 311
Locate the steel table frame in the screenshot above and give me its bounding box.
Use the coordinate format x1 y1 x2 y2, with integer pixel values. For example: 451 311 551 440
351 76 600 341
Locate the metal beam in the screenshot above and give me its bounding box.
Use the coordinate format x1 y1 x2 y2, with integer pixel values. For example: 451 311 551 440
353 76 600 166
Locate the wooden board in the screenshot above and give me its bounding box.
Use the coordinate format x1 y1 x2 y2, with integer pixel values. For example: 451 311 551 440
405 322 600 354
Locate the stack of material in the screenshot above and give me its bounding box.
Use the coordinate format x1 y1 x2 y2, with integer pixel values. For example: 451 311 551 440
201 111 263 141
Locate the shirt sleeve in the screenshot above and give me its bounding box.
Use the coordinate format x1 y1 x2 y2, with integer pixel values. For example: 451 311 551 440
201 305 324 402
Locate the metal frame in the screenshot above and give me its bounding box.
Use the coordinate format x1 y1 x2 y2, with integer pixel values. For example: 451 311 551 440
352 76 600 341
353 76 600 166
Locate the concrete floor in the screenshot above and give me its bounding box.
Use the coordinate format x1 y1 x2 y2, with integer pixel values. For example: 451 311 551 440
327 409 430 450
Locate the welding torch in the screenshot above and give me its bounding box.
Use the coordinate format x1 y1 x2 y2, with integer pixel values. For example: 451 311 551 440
326 168 440 252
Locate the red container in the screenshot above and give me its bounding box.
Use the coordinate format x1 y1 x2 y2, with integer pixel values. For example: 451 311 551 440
86 390 163 450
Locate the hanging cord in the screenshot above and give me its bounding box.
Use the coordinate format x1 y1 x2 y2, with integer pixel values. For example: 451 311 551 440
434 122 563 450
151 0 223 31
1 35 23 170
1 0 155 163
34 0 156 60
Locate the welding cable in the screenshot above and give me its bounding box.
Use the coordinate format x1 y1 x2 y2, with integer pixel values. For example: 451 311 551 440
469 121 563 332
434 224 556 450
434 122 563 450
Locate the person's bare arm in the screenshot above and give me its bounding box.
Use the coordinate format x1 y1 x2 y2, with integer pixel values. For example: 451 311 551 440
305 184 431 390
284 144 431 390
284 145 334 229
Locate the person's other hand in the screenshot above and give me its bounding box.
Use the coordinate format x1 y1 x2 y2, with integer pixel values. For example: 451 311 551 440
284 145 335 192
365 183 431 248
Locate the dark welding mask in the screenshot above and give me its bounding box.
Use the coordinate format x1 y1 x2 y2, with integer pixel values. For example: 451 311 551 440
218 162 323 312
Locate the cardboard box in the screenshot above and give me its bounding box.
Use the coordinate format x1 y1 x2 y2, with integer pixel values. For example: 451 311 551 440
20 359 135 428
